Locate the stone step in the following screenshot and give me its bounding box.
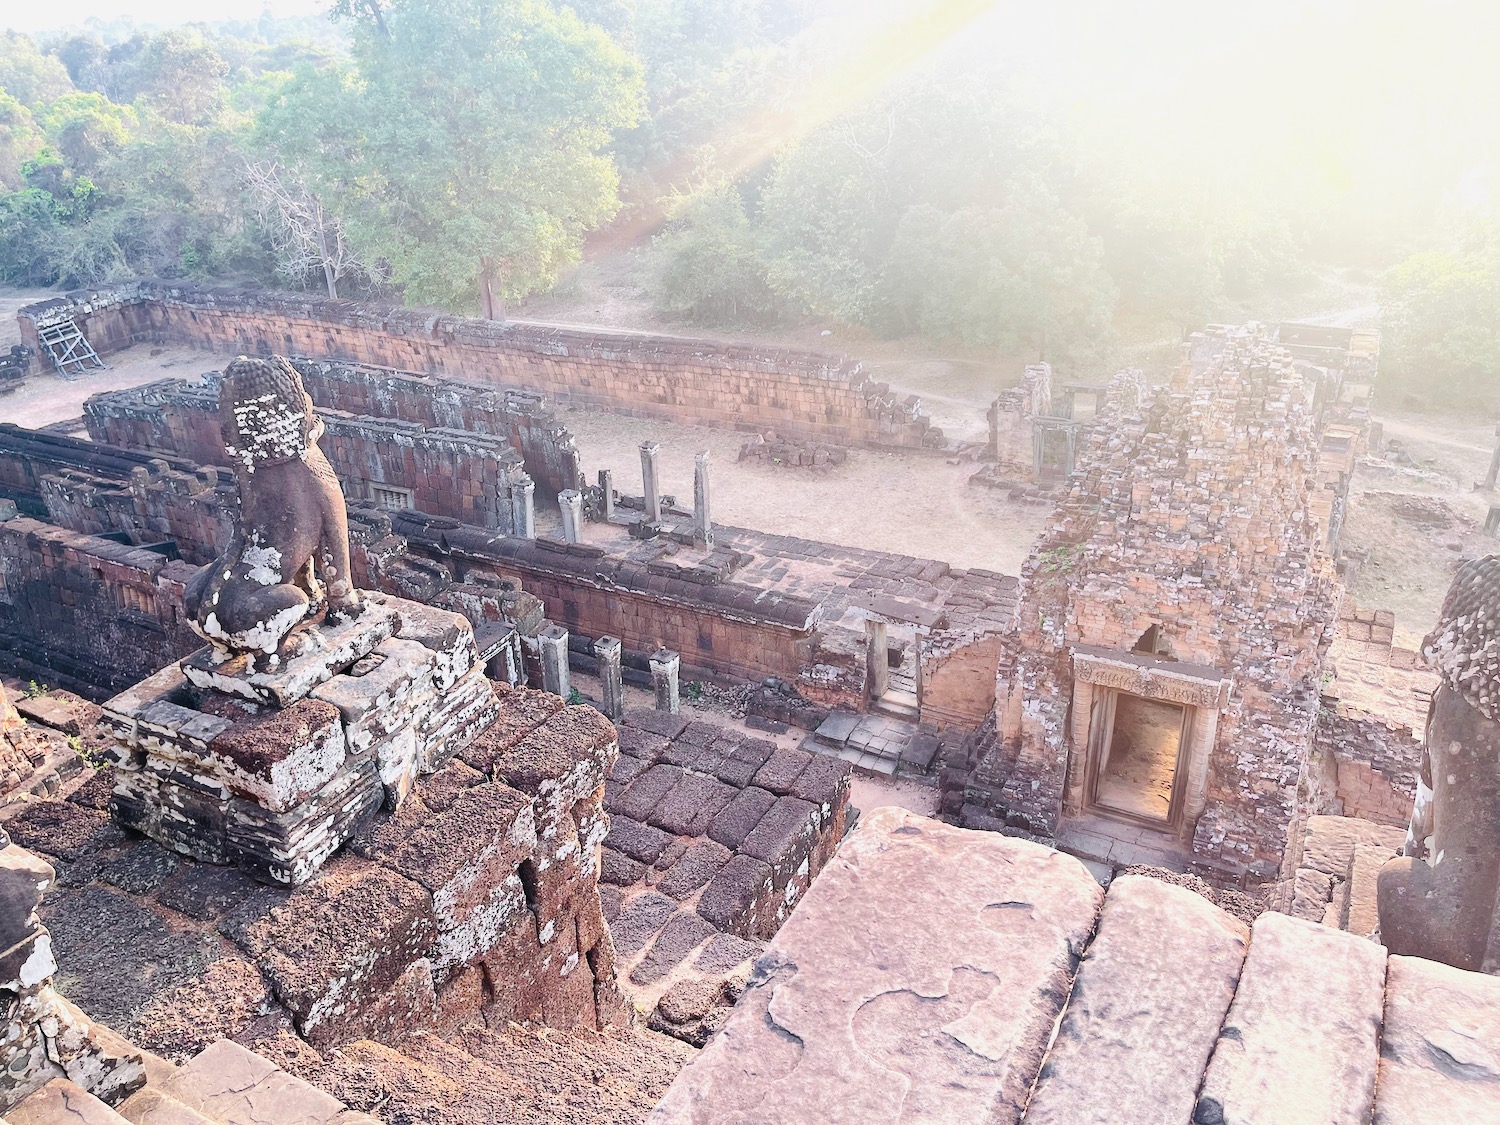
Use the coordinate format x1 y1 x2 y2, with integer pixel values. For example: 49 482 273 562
113 1090 216 1125
872 696 919 722
1022 875 1250 1124
8 1078 132 1125
158 1041 378 1125
1194 911 1387 1124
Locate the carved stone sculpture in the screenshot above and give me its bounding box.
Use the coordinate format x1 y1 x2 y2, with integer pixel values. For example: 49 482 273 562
1377 555 1500 972
185 356 360 660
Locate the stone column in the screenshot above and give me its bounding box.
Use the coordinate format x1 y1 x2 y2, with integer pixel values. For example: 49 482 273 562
1485 425 1500 490
559 489 583 544
511 475 535 539
640 441 662 523
594 635 625 720
865 618 890 700
693 450 713 545
650 648 680 714
539 625 571 700
598 469 615 521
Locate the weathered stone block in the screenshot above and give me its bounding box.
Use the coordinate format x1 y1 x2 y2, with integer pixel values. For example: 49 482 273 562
1023 875 1249 1124
206 700 349 814
657 840 733 901
706 786 778 851
750 746 811 795
1195 911 1386 1125
1374 954 1500 1124
695 855 775 939
246 861 439 1048
653 809 1104 1123
647 773 737 837
604 816 671 865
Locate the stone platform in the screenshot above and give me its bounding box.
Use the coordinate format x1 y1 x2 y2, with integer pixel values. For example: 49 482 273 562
98 594 499 885
652 809 1500 1124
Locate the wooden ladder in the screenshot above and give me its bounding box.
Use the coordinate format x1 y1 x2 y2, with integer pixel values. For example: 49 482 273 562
36 318 106 379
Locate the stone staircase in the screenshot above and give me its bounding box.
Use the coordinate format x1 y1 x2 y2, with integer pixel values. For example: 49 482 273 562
4 1041 378 1125
1282 814 1406 938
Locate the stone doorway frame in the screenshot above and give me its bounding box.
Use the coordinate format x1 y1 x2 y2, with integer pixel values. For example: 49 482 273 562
1082 690 1194 829
1065 646 1233 842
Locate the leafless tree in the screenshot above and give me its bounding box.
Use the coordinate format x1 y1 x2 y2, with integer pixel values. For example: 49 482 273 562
245 159 362 300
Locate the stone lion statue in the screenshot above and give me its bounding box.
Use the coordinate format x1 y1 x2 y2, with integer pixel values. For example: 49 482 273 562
1377 554 1500 973
184 355 361 660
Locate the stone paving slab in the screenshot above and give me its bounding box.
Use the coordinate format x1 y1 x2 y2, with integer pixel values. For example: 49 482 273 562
1022 875 1249 1125
1374 955 1500 1124
812 711 860 745
1195 911 1386 1125
651 808 1104 1125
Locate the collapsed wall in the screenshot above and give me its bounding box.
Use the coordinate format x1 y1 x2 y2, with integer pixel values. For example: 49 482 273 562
24 282 939 451
967 328 1339 879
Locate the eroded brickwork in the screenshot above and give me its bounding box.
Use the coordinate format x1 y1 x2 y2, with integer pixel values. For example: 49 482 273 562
85 359 585 500
976 329 1339 878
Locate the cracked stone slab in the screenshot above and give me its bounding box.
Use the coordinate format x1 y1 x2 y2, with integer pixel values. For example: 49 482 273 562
650 807 1104 1124
1374 954 1500 1124
163 1039 378 1124
1194 910 1386 1125
1022 874 1249 1125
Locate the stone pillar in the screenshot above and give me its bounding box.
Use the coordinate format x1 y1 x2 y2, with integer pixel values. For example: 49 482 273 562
640 441 662 523
539 625 571 700
559 489 583 544
594 635 625 720
693 450 713 545
1485 425 1500 490
598 469 615 521
511 475 535 539
865 618 890 700
650 648 680 714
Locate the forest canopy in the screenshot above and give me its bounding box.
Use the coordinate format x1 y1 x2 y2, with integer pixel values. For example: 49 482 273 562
1 0 1497 383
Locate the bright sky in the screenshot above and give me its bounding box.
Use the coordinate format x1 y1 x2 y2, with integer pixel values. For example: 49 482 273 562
4 0 328 35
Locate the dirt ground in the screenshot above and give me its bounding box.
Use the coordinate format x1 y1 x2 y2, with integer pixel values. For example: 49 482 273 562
1 341 214 429
559 406 1048 573
1342 408 1500 647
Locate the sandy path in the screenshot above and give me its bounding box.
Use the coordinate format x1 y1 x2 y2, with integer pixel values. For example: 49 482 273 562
1 343 215 429
558 406 1048 573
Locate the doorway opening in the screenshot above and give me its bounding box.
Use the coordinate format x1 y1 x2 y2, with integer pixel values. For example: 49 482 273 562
1089 692 1191 826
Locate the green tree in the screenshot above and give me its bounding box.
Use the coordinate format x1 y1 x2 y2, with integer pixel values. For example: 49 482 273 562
39 93 138 175
290 0 644 314
0 91 43 190
885 178 1117 362
136 31 230 127
50 35 111 96
1380 238 1500 401
654 181 777 325
0 32 73 108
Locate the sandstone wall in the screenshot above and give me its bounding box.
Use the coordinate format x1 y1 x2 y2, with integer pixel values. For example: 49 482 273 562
28 283 937 451
37 465 233 565
0 517 201 692
987 362 1052 478
86 376 534 531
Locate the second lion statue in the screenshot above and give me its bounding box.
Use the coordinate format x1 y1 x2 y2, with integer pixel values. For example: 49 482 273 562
185 355 362 661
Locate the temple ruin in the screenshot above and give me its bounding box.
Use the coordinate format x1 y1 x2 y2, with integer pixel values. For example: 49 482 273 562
0 284 1495 1123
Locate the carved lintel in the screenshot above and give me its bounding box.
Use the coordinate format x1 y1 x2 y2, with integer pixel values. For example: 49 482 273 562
1071 650 1231 709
